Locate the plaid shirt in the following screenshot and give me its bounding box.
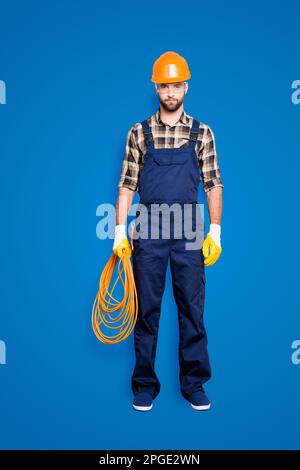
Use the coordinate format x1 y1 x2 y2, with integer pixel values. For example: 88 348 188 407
118 108 223 193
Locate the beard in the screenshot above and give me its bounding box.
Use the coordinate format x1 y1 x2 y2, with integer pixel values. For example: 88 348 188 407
158 94 185 112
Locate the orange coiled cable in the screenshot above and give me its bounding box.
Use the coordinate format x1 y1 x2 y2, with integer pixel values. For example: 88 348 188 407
92 251 138 344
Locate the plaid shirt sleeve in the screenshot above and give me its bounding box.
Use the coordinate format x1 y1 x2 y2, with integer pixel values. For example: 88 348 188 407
118 125 142 192
200 125 224 192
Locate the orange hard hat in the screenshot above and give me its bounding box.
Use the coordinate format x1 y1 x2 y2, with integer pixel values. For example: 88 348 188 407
151 51 191 83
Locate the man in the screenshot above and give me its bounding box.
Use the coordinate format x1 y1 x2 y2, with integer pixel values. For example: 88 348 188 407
113 51 223 411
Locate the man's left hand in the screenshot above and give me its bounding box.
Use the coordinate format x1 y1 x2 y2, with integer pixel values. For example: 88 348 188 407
202 224 222 266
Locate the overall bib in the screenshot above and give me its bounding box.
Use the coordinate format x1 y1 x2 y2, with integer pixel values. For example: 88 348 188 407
131 117 211 401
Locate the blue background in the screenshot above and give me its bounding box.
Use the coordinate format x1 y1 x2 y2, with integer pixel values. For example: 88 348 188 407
0 0 299 450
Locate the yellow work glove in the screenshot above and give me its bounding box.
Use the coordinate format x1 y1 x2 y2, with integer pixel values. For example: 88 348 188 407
113 224 132 258
202 224 222 266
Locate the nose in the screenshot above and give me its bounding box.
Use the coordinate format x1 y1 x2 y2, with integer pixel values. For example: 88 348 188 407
167 87 176 98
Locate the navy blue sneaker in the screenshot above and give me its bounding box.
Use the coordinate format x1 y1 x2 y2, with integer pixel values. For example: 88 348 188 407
132 392 153 412
189 390 211 410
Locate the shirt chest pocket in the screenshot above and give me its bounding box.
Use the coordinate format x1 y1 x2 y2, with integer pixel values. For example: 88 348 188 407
153 153 188 166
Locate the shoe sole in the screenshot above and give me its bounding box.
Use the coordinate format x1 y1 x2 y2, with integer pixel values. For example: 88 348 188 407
190 403 211 411
132 404 153 412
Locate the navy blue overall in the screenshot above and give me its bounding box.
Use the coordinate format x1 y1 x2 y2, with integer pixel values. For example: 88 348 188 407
131 117 211 401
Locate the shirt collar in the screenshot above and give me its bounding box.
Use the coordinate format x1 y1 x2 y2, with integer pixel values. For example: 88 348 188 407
155 108 190 126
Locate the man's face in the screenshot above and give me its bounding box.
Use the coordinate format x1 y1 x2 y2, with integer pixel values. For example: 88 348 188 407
155 81 188 112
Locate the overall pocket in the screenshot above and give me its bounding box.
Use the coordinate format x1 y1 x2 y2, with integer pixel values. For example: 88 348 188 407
153 153 188 165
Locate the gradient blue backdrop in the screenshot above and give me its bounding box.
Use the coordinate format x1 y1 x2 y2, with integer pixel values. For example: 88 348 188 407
0 0 299 450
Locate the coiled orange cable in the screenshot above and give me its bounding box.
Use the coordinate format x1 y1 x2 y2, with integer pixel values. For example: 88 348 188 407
92 251 138 344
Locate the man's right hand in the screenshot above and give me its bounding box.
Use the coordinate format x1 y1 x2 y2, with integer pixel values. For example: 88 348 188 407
113 224 131 258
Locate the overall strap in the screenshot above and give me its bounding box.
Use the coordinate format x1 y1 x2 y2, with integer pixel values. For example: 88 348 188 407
141 119 155 150
189 118 201 142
